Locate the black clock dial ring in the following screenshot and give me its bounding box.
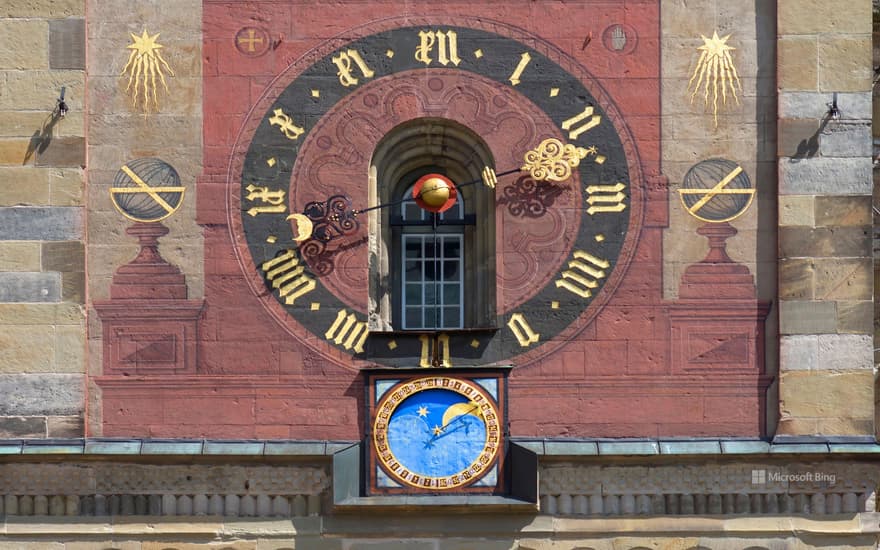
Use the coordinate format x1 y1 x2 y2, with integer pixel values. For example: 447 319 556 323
227 18 645 368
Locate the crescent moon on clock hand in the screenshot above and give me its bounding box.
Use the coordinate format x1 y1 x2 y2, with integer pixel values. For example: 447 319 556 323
285 213 314 242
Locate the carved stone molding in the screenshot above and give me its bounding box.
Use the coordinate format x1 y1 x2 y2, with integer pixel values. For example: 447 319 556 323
539 461 877 516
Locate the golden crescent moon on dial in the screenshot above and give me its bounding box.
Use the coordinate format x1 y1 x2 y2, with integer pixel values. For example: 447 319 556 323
441 401 482 427
286 213 314 242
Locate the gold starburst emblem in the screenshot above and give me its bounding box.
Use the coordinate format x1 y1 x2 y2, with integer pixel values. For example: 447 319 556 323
121 29 175 114
687 31 742 127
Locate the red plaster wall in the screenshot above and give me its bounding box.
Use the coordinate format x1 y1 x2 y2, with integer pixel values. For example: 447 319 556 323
95 0 770 439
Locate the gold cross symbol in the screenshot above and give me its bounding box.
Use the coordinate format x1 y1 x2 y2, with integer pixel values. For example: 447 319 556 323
237 29 264 52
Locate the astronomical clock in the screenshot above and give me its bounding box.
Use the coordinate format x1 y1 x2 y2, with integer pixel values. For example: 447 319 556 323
96 0 770 491
230 21 640 369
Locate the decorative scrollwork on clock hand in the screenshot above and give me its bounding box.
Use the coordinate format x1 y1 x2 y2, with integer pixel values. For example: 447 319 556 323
303 194 360 243
521 138 601 182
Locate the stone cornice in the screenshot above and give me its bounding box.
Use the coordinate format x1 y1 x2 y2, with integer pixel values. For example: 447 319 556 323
1 437 878 457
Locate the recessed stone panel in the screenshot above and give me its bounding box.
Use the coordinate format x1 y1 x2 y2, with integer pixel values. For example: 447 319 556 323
49 19 85 70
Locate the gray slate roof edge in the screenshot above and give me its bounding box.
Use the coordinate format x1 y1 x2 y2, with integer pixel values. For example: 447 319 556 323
1 437 878 457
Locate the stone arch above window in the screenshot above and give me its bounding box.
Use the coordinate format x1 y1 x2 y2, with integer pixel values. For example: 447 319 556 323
369 117 496 331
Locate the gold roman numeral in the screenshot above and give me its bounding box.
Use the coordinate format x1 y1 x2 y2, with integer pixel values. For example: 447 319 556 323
555 250 609 298
261 250 316 305
268 108 304 140
561 106 601 141
332 49 375 87
325 309 368 353
508 52 531 86
585 183 627 215
415 30 461 67
507 313 540 347
419 333 452 368
245 184 287 217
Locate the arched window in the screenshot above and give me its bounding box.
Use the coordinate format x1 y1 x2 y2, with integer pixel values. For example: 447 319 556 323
395 171 470 329
369 119 495 333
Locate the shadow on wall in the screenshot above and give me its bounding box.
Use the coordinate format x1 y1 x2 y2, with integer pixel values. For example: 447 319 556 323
22 111 63 165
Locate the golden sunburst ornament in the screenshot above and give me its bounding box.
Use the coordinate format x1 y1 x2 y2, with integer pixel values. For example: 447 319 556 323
687 31 742 127
121 29 175 114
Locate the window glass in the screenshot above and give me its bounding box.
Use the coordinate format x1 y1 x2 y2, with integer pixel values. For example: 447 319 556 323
401 233 463 329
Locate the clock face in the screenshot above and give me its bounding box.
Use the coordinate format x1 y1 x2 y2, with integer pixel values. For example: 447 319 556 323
230 19 642 368
369 374 503 493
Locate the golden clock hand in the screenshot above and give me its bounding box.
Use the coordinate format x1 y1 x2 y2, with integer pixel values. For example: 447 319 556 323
349 167 520 217
294 138 591 244
521 138 603 182
426 402 480 444
431 420 472 442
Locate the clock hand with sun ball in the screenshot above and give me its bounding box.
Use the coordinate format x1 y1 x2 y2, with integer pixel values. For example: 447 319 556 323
285 138 602 245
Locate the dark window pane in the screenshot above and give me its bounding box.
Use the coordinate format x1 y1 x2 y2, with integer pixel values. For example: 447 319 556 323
405 240 421 258
443 259 459 280
443 239 460 258
405 283 421 304
442 306 460 328
443 284 459 304
424 307 439 328
403 203 422 221
405 307 422 328
424 284 436 303
405 260 421 281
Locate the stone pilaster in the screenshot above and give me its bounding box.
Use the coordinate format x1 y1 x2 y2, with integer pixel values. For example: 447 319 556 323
0 1 86 437
776 0 875 436
84 0 204 437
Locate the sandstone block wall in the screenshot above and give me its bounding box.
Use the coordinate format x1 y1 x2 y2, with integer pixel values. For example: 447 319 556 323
776 0 876 436
0 0 86 438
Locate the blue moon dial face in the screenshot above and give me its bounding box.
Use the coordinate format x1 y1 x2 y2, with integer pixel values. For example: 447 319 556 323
373 376 501 490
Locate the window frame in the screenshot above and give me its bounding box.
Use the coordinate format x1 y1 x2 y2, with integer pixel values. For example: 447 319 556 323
368 118 496 334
